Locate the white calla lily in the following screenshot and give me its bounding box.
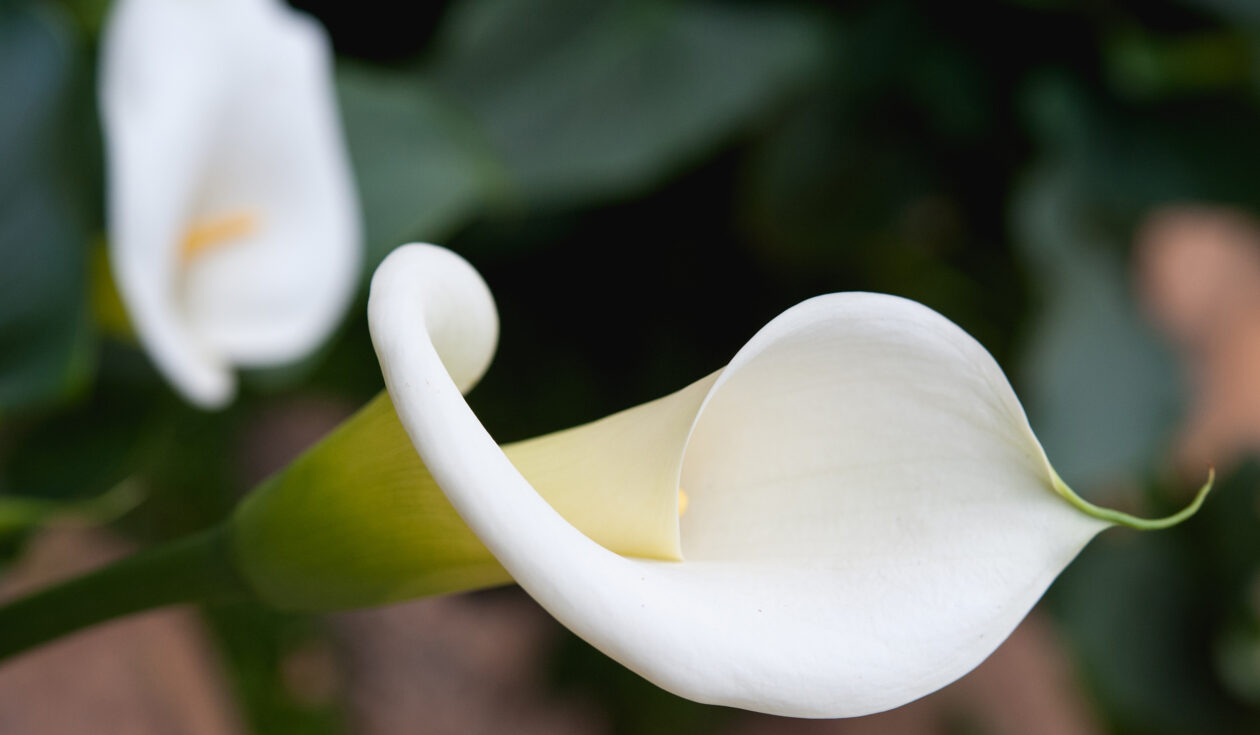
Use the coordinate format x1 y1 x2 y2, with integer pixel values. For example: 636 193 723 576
99 0 360 407
366 244 1206 718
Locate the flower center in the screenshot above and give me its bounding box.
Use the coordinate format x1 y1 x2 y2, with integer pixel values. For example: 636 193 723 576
180 211 257 262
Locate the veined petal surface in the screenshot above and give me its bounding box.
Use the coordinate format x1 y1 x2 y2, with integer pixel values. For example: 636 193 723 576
368 243 1113 717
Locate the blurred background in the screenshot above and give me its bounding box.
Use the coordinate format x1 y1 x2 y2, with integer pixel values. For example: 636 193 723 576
4 0 1260 732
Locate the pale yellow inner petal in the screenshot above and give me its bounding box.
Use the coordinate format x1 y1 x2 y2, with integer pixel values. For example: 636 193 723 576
180 211 257 262
503 373 719 562
678 488 689 516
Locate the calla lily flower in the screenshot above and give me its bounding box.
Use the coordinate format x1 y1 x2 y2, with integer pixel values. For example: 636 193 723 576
343 243 1205 718
0 242 1208 710
99 0 360 407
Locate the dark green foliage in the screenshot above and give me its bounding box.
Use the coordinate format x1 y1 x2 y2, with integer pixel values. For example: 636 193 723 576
0 3 98 412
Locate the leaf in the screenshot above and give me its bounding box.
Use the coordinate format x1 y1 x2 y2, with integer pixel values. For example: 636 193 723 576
1050 529 1243 735
430 0 826 205
1024 73 1260 215
1173 0 1260 26
0 481 142 541
0 3 97 412
336 63 499 276
1048 464 1260 733
1105 30 1254 100
1015 164 1184 493
0 351 158 507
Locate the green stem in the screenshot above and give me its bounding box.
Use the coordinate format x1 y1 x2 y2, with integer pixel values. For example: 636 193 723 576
0 524 253 661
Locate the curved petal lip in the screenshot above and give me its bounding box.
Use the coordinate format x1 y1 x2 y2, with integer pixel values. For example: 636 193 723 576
368 244 1110 717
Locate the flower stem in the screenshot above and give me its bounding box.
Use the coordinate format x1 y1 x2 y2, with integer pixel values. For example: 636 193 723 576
0 524 253 661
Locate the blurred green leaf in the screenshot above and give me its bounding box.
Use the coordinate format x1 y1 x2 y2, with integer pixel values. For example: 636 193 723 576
1011 74 1260 495
0 3 97 412
53 0 111 36
1175 0 1260 25
336 63 499 275
431 0 826 205
1106 30 1254 100
1015 163 1183 494
1200 464 1260 707
0 481 141 541
1052 465 1260 733
1024 73 1260 218
1052 528 1244 735
739 4 1029 359
0 346 161 505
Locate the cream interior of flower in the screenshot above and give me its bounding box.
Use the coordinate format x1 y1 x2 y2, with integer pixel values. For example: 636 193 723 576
101 0 359 408
368 244 1113 718
504 374 714 561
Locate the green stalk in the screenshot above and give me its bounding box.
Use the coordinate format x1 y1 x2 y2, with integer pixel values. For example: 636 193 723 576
0 524 253 660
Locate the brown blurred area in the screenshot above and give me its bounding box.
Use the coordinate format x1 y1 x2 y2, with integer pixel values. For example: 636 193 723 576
0 527 245 735
333 593 608 735
1135 205 1260 478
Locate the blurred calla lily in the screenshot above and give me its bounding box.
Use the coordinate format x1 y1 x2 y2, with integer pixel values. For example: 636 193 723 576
99 0 360 407
269 243 1192 718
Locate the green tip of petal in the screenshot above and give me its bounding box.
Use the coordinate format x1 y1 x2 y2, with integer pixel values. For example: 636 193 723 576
1049 466 1214 531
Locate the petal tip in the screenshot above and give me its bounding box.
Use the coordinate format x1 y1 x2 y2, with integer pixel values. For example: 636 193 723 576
1050 465 1213 531
369 244 499 395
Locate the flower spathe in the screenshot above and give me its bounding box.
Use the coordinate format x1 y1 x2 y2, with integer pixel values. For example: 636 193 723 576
364 244 1206 718
99 0 360 408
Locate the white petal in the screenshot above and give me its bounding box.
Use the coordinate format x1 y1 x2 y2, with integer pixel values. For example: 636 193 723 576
369 244 1108 717
100 0 360 407
673 293 1109 714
